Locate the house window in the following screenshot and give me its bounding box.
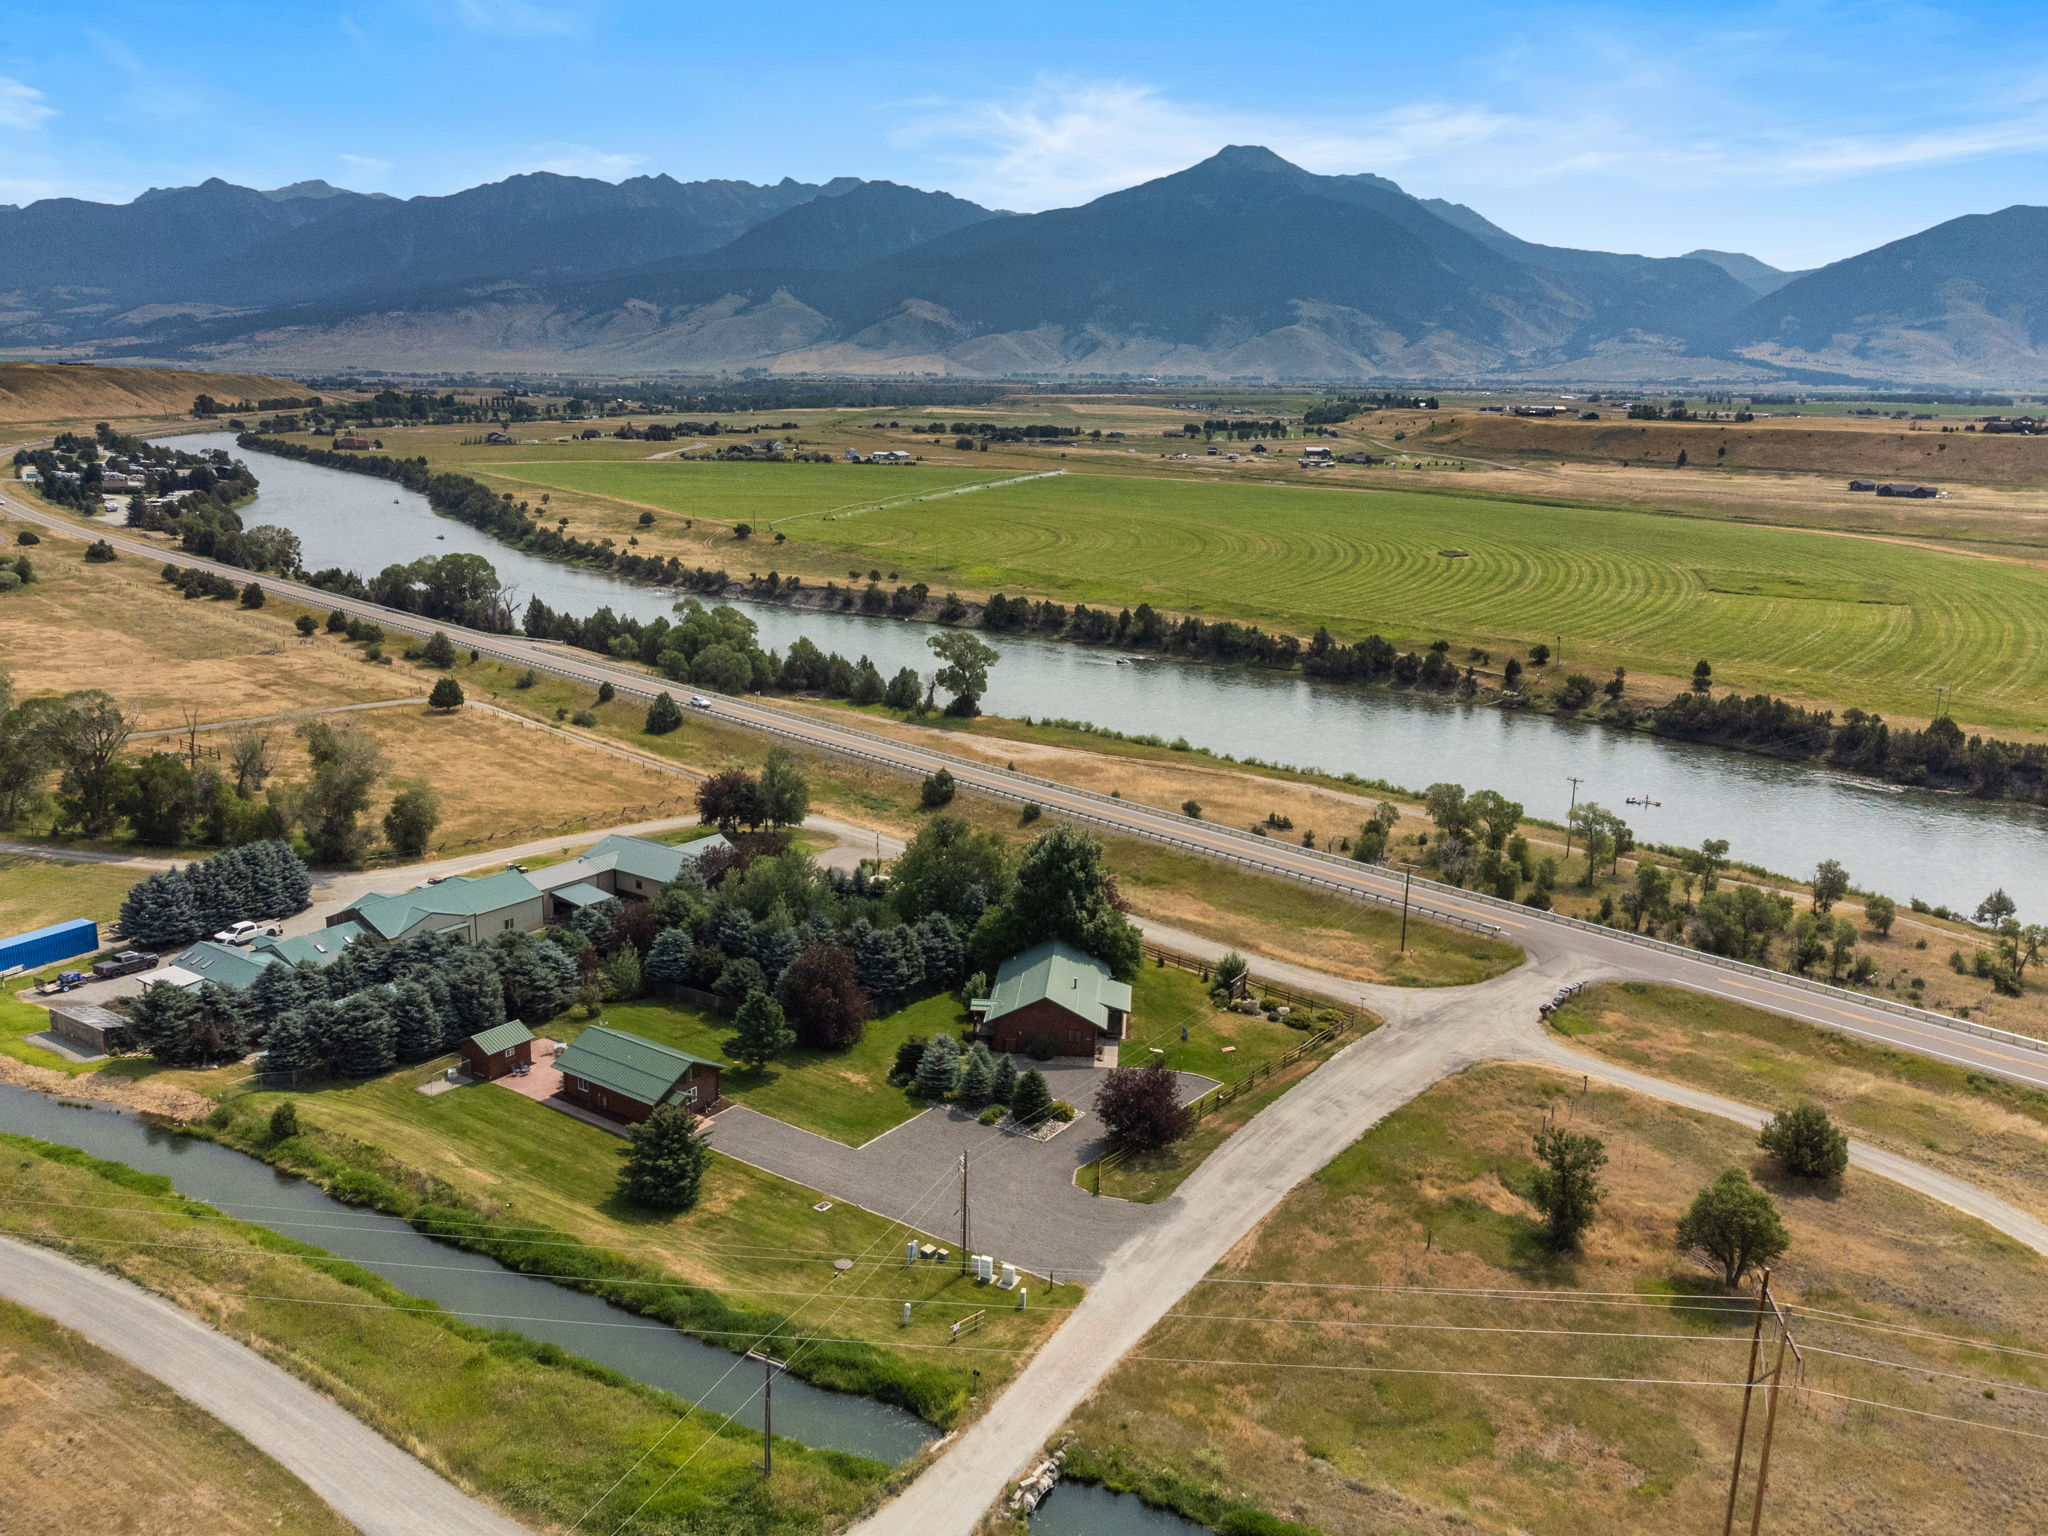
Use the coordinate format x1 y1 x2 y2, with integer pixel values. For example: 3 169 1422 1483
502 918 515 931
680 1084 699 1104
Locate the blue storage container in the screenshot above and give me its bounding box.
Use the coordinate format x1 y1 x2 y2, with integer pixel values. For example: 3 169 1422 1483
0 918 100 973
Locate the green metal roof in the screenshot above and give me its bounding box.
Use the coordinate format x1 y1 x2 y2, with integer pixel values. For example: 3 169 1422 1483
251 921 365 969
984 941 1132 1030
345 870 540 939
553 1024 721 1108
467 1020 534 1055
550 881 614 908
534 833 730 897
172 941 276 991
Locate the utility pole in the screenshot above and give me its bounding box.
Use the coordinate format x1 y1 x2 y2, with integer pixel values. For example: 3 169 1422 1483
958 1151 971 1275
1563 776 1585 861
1722 1269 1801 1536
1934 683 1950 719
746 1349 783 1478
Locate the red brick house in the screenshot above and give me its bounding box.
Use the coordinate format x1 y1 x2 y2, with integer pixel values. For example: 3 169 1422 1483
552 1024 723 1126
972 941 1132 1058
460 1020 534 1081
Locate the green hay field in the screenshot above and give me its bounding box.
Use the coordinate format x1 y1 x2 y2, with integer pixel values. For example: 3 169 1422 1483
476 457 1013 527
503 461 2048 729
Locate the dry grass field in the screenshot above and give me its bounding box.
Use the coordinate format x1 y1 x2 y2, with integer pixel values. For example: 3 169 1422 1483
1062 1063 2048 1536
0 363 307 427
0 1296 352 1536
1551 981 2048 1225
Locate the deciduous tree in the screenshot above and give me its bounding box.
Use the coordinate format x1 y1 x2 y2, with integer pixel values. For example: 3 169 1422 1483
1095 1060 1193 1150
1677 1169 1788 1286
1528 1127 1606 1251
1758 1100 1849 1180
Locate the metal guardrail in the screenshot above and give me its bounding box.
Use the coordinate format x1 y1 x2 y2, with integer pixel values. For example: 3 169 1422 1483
48 500 2046 1063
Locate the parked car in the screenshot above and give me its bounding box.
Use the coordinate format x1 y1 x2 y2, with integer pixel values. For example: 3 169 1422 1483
212 920 282 946
93 951 158 979
688 695 713 710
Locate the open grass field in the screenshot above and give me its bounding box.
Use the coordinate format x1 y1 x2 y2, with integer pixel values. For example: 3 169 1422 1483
1 1132 895 1532
1551 981 2048 1226
0 851 140 939
1061 1062 2048 1536
473 457 1012 526
227 1062 1081 1423
0 1295 353 1536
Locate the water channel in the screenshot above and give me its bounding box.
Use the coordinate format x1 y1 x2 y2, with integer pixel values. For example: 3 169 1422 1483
170 432 2048 914
0 1084 934 1463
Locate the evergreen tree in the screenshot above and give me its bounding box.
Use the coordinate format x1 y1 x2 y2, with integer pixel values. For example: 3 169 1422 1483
258 839 313 914
325 991 397 1077
914 912 964 988
389 978 447 1062
890 1034 929 1084
854 921 925 1011
124 982 201 1062
1528 1128 1607 1251
490 932 578 1022
1009 1067 1053 1125
436 945 505 1036
428 677 465 711
645 691 684 734
119 868 201 948
618 1103 711 1211
727 989 795 1073
247 959 328 1025
421 631 457 667
913 1035 961 1099
956 1041 997 1104
644 927 697 987
990 1052 1019 1105
262 1003 331 1076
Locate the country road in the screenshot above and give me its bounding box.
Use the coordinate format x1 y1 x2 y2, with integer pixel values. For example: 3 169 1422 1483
0 1236 531 1536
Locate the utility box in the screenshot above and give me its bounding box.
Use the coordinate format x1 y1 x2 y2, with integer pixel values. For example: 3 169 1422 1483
0 919 98 975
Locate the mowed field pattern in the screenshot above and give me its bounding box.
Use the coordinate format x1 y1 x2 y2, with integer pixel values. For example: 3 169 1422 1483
468 459 2048 728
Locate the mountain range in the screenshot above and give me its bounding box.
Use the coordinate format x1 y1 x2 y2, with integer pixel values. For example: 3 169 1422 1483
4 147 2042 386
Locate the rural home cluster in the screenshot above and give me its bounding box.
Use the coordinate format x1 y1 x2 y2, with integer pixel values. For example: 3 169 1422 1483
9 830 1138 1134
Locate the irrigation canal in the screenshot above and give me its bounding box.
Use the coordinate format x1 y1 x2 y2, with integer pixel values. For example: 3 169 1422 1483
171 432 2048 915
0 1084 935 1463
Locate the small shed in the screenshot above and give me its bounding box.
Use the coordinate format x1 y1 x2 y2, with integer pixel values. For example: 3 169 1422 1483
46 1002 130 1055
461 1020 535 1081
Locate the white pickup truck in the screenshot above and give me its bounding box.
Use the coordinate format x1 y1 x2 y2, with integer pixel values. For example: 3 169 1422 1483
212 920 283 946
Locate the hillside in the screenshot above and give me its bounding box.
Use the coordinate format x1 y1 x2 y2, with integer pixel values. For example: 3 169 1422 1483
1711 206 2048 383
0 362 310 425
1414 410 2048 487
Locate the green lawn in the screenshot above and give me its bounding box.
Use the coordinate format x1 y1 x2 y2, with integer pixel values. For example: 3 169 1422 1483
472 458 1014 528
595 992 966 1146
596 968 1283 1146
549 464 2048 730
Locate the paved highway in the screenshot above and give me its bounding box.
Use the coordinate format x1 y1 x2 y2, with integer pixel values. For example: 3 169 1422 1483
8 484 2044 1094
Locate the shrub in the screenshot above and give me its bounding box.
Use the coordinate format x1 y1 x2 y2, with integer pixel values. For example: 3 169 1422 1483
514 668 539 689
1182 799 1202 819
1677 1169 1788 1286
14 528 39 545
919 768 956 809
266 1100 301 1141
977 1104 1005 1125
428 677 465 711
1095 1061 1191 1149
1024 1034 1058 1062
1527 1127 1606 1251
83 539 117 562
1757 1100 1849 1180
1047 1100 1076 1122
644 691 684 734
1020 802 1042 825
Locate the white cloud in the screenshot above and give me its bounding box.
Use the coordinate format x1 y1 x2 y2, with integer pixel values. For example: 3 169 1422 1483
0 75 55 131
892 71 2048 214
339 153 394 179
449 0 578 36
524 144 646 180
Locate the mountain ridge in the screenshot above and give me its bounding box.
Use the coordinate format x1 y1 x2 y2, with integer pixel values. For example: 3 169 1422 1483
11 150 2042 385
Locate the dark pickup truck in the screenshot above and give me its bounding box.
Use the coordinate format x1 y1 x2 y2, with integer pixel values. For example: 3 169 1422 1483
92 951 158 979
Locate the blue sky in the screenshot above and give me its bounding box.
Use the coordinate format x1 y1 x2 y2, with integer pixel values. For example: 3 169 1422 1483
3 0 2047 267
